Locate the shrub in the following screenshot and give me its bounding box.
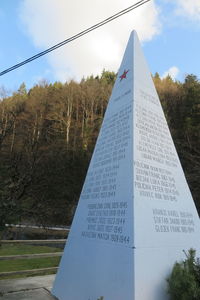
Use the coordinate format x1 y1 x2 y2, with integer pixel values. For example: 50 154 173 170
167 249 200 300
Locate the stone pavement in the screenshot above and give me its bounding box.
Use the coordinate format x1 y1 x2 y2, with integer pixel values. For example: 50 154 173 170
0 274 57 300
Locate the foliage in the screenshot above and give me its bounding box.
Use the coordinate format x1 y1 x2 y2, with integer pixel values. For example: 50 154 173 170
0 73 113 229
167 249 200 300
0 71 199 229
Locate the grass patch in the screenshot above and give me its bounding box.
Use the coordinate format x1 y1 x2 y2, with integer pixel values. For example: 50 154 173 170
0 243 62 256
0 256 60 272
0 244 62 280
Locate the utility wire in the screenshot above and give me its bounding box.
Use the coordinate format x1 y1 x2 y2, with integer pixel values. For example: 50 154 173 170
0 0 151 77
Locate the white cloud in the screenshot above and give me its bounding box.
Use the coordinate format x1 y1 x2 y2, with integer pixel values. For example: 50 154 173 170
175 0 200 21
161 66 179 80
19 0 161 82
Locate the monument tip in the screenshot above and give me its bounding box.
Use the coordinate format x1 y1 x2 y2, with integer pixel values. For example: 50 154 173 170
130 30 140 42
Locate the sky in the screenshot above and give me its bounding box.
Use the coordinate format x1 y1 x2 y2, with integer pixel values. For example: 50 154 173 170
0 0 200 94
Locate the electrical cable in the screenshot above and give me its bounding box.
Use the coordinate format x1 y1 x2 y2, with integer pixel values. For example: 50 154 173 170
0 0 151 76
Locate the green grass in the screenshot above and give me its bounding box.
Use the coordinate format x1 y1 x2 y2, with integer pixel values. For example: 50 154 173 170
0 256 60 272
0 244 62 280
0 243 61 256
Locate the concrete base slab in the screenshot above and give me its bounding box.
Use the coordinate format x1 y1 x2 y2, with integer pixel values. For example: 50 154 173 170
0 275 57 300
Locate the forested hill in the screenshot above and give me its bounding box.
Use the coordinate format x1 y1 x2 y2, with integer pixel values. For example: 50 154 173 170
0 71 199 228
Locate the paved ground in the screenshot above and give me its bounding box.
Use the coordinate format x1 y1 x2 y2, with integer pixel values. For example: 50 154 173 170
0 275 57 300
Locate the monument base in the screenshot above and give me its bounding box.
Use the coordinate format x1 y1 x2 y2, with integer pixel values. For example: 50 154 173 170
53 241 199 300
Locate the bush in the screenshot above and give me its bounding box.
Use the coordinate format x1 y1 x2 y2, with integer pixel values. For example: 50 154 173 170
167 249 200 300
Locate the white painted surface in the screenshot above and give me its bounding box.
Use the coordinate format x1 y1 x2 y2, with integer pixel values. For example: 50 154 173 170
52 31 200 300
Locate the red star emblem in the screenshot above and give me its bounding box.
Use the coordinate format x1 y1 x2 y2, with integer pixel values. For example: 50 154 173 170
119 69 129 81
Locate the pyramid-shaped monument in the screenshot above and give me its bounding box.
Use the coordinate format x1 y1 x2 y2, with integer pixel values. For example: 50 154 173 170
52 31 200 300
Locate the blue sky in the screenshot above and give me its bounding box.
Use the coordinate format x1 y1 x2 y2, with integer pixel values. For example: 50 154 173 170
0 0 200 94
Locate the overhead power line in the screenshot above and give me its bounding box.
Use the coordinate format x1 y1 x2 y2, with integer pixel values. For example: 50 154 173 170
0 0 151 77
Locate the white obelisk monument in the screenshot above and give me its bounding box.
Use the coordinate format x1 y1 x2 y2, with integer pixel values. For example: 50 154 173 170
52 31 200 300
